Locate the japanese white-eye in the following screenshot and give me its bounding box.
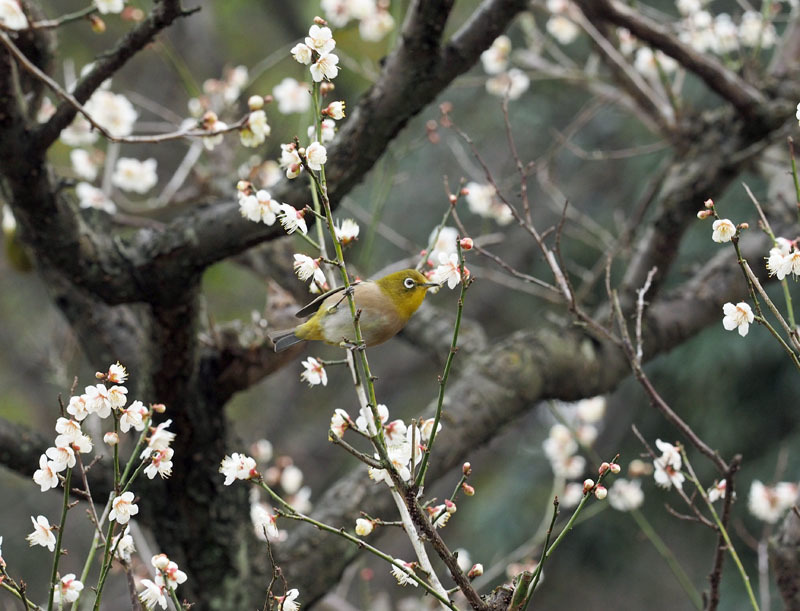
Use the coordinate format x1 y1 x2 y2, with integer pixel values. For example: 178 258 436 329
271 269 438 351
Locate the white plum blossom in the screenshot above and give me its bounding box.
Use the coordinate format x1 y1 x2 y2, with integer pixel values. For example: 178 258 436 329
112 158 158 193
428 226 459 262
465 182 496 216
278 203 308 235
273 77 311 114
153 556 187 589
279 143 303 178
634 47 678 80
291 43 313 65
712 13 739 54
70 149 99 181
653 439 684 490
739 11 776 48
293 254 327 286
305 141 327 170
120 400 148 433
306 25 336 55
143 420 176 455
355 518 374 536
138 579 167 610
480 35 511 74
608 479 645 511
355 403 389 435
67 394 90 421
277 588 301 611
711 218 736 243
76 183 117 214
431 252 464 289
84 90 138 138
330 409 351 438
113 526 136 562
110 491 139 524
53 574 84 604
707 479 728 502
300 356 328 386
95 0 124 14
201 113 227 150
324 100 346 120
280 464 304 495
576 396 606 423
676 0 702 15
61 114 98 147
766 238 799 280
722 302 754 337
311 53 340 82
251 503 280 541
485 68 529 100
547 15 580 45
26 515 56 551
748 480 798 523
239 189 281 225
240 110 271 147
391 561 418 587
308 118 336 144
220 452 257 485
33 454 59 492
145 447 174 479
0 0 28 29
334 218 359 245
321 0 352 27
46 445 76 472
359 10 394 41
560 482 585 508
108 384 128 409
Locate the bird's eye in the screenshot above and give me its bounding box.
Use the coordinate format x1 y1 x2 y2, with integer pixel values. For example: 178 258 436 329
403 277 416 289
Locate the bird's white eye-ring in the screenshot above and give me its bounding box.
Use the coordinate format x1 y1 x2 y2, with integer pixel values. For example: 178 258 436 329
403 277 416 289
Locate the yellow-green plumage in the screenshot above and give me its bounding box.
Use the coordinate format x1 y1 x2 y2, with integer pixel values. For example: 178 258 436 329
271 269 436 352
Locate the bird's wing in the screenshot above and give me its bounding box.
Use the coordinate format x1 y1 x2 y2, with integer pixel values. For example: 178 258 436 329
294 281 362 318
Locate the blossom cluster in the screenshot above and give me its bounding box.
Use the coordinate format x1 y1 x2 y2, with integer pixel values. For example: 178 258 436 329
320 0 395 42
652 439 685 490
138 553 188 610
748 479 799 524
479 35 530 100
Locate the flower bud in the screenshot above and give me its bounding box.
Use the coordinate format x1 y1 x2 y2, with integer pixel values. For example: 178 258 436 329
95 371 105 379
697 210 712 219
320 82 335 96
449 193 458 204
445 499 457 514
594 485 608 500
121 6 145 20
152 403 166 413
583 478 595 494
628 459 652 477
355 518 374 536
462 462 472 476
324 101 346 120
460 187 469 196
704 198 714 208
247 95 264 111
609 462 621 474
314 15 327 25
460 237 474 250
152 553 169 570
738 222 749 230
89 15 106 33
461 483 475 496
104 432 119 446
598 462 610 475
467 564 484 578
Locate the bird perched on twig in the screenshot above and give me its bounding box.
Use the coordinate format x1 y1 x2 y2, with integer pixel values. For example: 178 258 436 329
271 269 439 351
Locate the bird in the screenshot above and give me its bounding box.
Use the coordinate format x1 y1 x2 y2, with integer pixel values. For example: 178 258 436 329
271 269 439 352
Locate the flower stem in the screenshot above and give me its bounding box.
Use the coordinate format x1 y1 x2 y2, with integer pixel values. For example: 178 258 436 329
46 468 72 611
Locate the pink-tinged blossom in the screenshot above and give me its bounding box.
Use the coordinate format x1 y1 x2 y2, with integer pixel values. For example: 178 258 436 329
299 356 327 387
278 203 308 235
108 384 128 409
355 403 389 435
67 394 90 421
76 182 117 215
141 420 176 457
46 445 76 472
26 515 56 551
334 218 359 245
748 480 799 523
107 362 128 383
330 408 351 438
53 574 84 604
138 579 167 610
708 479 728 503
390 561 418 587
384 419 408 446
276 588 301 611
722 302 754 337
0 0 29 29
305 141 328 171
480 35 511 74
711 218 736 243
145 448 174 480
85 383 112 417
355 518 374 536
251 503 280 541
120 400 149 433
110 491 139 524
33 454 59 492
220 452 258 485
653 439 684 490
485 69 529 100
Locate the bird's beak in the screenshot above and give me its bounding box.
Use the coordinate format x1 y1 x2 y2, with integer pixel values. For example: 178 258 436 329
422 282 441 289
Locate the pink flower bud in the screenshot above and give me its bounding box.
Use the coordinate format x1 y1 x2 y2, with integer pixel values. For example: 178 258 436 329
704 198 714 208
462 462 472 476
152 403 166 413
609 462 621 474
583 479 595 494
460 237 474 250
594 485 607 500
467 564 484 578
313 15 327 25
598 462 610 475
449 194 458 204
445 499 457 513
462 483 475 496
104 432 119 446
697 210 712 219
738 222 749 230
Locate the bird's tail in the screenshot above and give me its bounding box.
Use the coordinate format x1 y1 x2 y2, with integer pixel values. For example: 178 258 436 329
270 329 305 352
